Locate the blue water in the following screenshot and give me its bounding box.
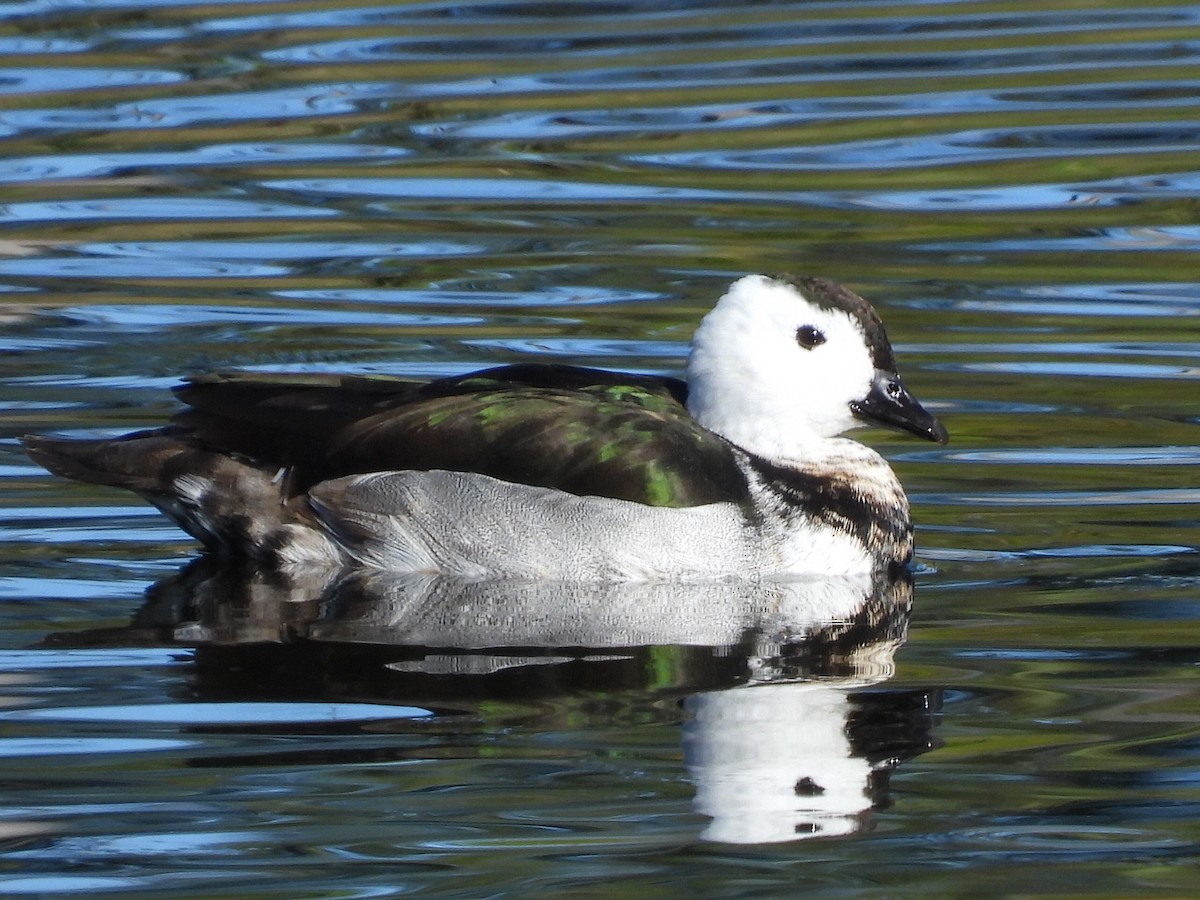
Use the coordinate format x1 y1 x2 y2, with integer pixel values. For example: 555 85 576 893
2 0 1200 896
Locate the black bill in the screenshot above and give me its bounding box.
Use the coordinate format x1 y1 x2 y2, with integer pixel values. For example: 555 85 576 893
850 371 949 444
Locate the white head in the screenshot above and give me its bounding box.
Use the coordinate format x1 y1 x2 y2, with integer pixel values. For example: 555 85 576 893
685 275 946 460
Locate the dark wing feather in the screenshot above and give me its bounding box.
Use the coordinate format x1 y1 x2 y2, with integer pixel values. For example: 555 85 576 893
173 371 427 473
174 366 745 508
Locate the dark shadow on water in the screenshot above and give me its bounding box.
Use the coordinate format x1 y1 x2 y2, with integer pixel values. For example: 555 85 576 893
40 558 941 844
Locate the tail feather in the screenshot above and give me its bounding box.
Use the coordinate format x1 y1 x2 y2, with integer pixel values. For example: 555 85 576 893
21 432 339 565
22 430 198 492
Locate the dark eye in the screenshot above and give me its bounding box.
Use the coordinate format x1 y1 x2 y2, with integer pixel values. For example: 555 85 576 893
886 380 902 400
796 325 826 350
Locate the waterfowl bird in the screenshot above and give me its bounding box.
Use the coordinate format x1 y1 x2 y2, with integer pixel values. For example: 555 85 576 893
23 275 946 581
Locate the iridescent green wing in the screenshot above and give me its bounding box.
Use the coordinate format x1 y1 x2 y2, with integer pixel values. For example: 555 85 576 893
175 366 747 508
326 379 747 508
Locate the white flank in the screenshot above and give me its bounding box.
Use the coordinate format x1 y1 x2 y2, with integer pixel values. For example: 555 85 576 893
310 469 874 581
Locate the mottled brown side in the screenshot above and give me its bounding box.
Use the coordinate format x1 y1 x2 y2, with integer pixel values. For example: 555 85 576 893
744 454 913 568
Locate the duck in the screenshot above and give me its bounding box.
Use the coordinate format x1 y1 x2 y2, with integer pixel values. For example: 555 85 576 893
23 274 947 581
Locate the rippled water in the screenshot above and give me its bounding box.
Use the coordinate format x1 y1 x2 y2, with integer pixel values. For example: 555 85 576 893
2 0 1200 896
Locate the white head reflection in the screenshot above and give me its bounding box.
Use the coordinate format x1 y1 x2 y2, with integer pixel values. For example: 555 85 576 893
684 667 894 844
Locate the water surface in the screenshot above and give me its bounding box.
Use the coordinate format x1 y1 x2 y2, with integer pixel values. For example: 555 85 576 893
2 0 1199 896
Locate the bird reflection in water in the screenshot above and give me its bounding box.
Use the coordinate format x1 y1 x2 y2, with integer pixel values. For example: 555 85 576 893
42 562 940 844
